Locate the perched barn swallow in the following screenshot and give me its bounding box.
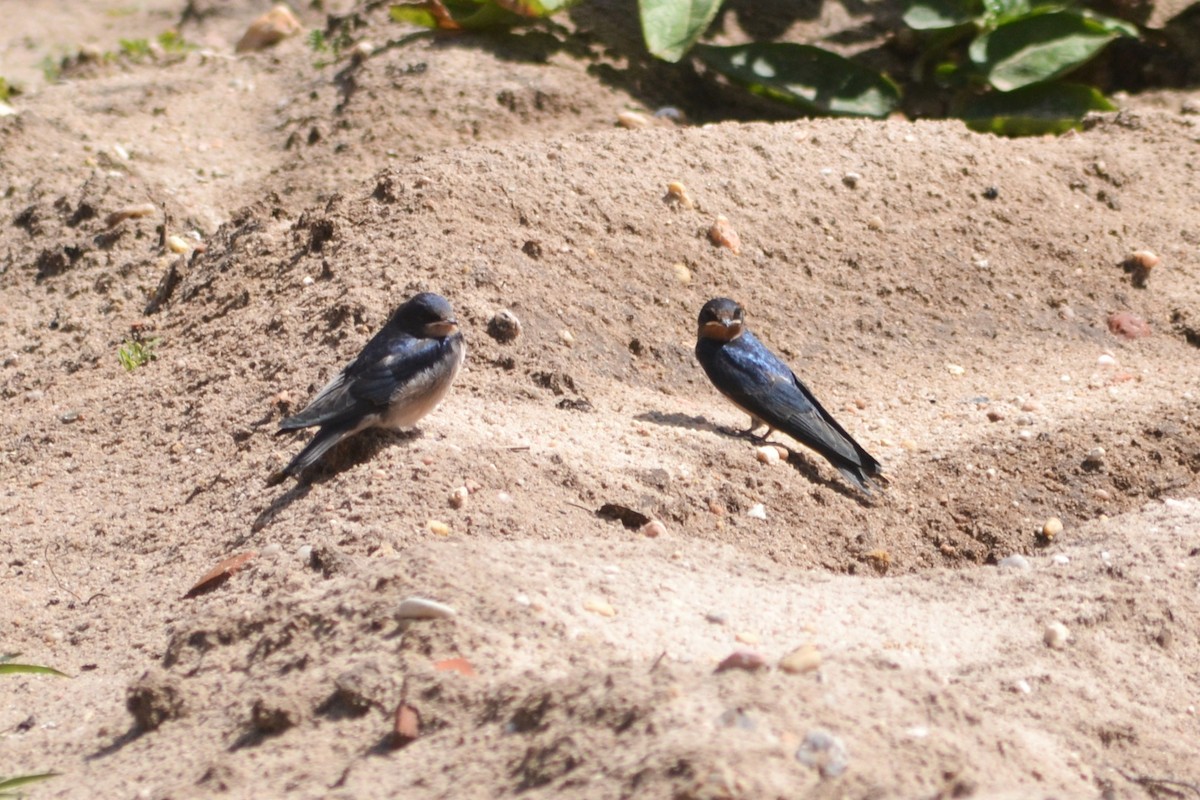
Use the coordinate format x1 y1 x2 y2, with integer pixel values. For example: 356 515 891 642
695 297 883 493
278 292 465 476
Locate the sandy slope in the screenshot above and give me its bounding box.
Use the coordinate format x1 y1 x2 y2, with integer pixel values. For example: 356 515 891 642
2 2 1200 798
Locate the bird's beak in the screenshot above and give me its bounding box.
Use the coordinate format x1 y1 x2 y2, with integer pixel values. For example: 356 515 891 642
425 319 459 338
701 317 743 342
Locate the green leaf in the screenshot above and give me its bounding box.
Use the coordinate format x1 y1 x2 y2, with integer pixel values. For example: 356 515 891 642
639 0 724 62
962 81 1114 135
0 774 59 793
980 0 1032 26
0 663 69 677
969 11 1133 91
390 4 444 27
695 43 900 118
903 0 983 30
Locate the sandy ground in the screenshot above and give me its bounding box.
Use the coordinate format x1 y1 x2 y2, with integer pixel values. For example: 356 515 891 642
3 2 1200 798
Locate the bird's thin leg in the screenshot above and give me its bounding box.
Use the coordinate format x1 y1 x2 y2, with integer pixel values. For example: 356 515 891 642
722 416 769 440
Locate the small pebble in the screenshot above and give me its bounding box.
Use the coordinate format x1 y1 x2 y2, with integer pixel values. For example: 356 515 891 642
1042 517 1063 540
295 544 313 562
708 215 741 255
449 486 469 508
1018 430 1034 440
795 729 849 778
105 203 157 227
166 234 191 254
558 329 575 346
1097 353 1118 367
842 172 861 188
235 4 302 53
945 363 965 376
1013 679 1032 694
665 181 694 209
778 644 821 674
583 598 616 617
639 519 667 538
1127 249 1159 271
397 596 456 620
1044 621 1069 649
867 216 884 231
998 554 1031 571
616 110 651 129
746 503 767 520
755 445 780 466
261 543 282 558
715 650 766 673
1107 311 1152 340
1020 399 1042 413
1094 488 1110 501
1052 554 1070 565
487 310 522 343
58 410 82 424
986 409 1005 422
427 520 451 536
705 611 728 625
672 263 692 284
735 631 759 645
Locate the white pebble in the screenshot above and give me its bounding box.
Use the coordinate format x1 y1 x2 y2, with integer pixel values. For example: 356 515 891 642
515 593 531 606
998 554 1030 571
301 276 315 286
1013 679 1032 694
755 445 780 466
945 363 965 376
1044 621 1069 649
261 543 283 558
559 329 575 346
746 503 767 520
1018 430 1034 440
397 596 456 620
449 486 469 508
295 544 313 562
1051 554 1070 566
1097 353 1118 367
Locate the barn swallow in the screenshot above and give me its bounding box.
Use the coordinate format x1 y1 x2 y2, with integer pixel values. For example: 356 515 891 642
695 297 883 493
278 292 465 476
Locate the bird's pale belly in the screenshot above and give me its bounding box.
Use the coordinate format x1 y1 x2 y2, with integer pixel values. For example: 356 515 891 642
379 345 464 430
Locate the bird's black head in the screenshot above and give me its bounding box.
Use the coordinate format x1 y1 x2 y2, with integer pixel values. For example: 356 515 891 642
697 297 746 343
392 292 460 338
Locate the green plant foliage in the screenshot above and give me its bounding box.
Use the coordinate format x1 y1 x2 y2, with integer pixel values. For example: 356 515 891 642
0 773 60 798
903 0 1136 134
970 10 1135 90
117 338 160 372
695 43 901 118
0 78 10 102
0 662 69 676
903 0 983 30
389 0 574 30
639 0 723 62
962 80 1114 134
117 31 193 60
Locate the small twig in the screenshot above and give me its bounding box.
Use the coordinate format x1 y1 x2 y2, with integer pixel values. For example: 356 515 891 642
1116 768 1200 799
44 543 81 604
649 651 668 673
